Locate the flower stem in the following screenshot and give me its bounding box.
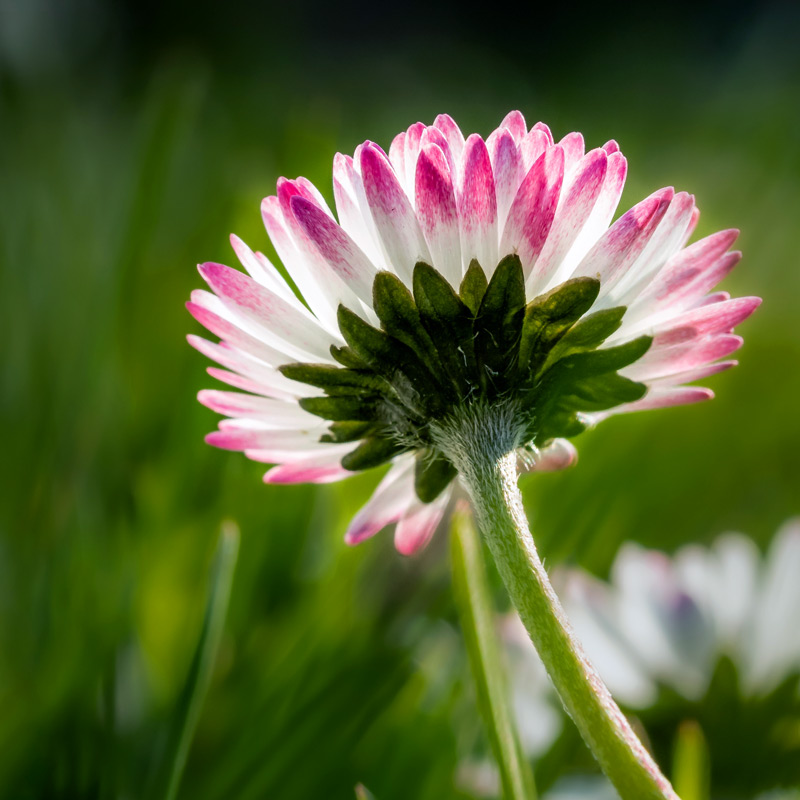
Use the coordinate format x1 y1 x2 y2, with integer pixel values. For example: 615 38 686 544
456 450 679 800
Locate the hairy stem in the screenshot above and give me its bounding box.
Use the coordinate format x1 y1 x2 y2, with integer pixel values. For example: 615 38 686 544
452 447 679 800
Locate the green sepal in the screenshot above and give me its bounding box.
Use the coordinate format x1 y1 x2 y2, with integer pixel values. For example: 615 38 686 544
320 421 376 443
412 262 477 394
559 372 647 411
475 254 526 386
553 335 652 378
337 304 443 416
299 395 379 422
544 306 626 367
414 451 457 503
460 259 489 315
372 271 443 376
341 436 405 471
518 278 601 374
280 363 386 396
330 345 369 369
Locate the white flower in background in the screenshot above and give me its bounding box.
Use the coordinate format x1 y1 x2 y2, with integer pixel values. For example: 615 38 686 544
187 110 758 554
502 519 800 748
557 519 800 706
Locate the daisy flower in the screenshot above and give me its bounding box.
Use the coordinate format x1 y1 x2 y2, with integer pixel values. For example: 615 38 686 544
188 110 758 555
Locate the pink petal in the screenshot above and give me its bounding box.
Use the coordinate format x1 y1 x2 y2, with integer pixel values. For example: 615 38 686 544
415 142 462 284
360 142 430 283
188 334 312 400
527 148 608 292
519 129 550 172
394 491 451 555
275 180 365 319
197 389 317 427
558 132 585 173
420 125 457 178
603 140 620 154
500 110 527 141
230 235 301 308
187 296 297 366
198 262 336 361
531 121 554 145
433 113 465 162
651 359 737 387
519 438 578 473
261 194 339 332
332 153 387 269
344 457 416 546
651 296 761 347
499 145 565 279
290 195 379 304
623 334 743 381
543 151 627 289
572 187 670 287
206 424 327 452
263 448 354 484
489 129 524 238
618 386 715 413
605 191 697 308
458 133 499 272
403 122 426 193
632 230 740 315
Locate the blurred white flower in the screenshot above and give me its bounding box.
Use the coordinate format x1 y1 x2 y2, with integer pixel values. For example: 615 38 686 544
555 519 800 706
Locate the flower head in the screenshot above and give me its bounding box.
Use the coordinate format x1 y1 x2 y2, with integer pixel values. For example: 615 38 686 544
188 111 758 553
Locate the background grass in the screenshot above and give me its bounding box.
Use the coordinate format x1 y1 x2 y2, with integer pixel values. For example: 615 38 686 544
1 0 799 797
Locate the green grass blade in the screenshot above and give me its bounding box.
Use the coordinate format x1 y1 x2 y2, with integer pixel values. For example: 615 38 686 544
155 521 240 800
450 502 536 800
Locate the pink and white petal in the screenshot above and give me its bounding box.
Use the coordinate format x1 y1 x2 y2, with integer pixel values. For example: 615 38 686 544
198 389 319 428
415 143 462 284
403 122 426 194
290 196 379 305
332 153 387 270
198 262 338 361
543 151 627 289
648 296 761 347
187 295 301 367
558 132 585 173
607 385 714 416
458 134 499 272
263 445 355 484
603 139 620 154
690 291 730 309
526 148 608 295
531 121 554 145
244 440 351 463
604 192 697 309
519 129 551 172
499 146 565 279
261 194 340 333
206 423 329 452
276 180 367 318
344 456 416 546
628 230 739 318
489 129 524 238
360 142 431 284
295 176 335 218
519 438 578 473
188 334 314 400
622 334 743 382
500 110 527 141
394 490 451 555
433 113 465 162
420 125 457 178
650 359 737 387
571 187 670 289
388 132 406 179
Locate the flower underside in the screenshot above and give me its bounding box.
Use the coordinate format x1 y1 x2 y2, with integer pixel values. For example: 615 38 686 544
281 255 652 505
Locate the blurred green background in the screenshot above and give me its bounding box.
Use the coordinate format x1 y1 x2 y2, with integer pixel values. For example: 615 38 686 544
1 0 799 797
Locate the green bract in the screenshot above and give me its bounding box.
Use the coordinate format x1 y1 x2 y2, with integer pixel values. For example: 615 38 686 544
280 256 651 503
